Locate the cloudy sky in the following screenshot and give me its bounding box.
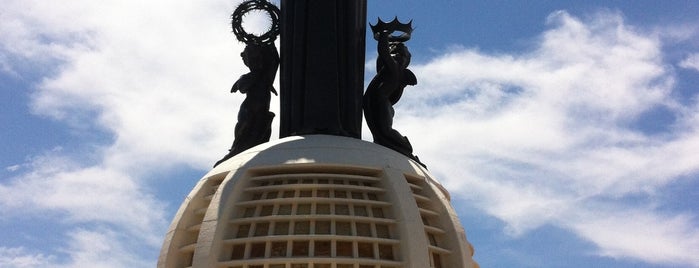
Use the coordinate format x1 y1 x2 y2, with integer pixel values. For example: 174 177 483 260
2 0 699 267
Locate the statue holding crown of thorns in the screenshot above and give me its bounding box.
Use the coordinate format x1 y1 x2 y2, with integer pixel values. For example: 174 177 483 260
214 0 280 167
364 18 425 167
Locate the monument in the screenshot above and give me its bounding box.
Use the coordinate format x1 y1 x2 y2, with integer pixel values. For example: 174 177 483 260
214 0 281 167
279 0 366 138
364 18 423 167
159 1 478 267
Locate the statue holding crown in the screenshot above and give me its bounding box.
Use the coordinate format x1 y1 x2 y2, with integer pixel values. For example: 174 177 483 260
214 0 280 167
364 18 424 167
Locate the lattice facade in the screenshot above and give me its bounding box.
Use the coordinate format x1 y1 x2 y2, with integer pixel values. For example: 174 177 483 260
158 135 478 268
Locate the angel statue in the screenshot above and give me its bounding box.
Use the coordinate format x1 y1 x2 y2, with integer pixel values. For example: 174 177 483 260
364 18 425 167
214 0 280 167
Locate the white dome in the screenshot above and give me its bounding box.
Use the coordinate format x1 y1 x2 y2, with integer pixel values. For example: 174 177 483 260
159 135 478 268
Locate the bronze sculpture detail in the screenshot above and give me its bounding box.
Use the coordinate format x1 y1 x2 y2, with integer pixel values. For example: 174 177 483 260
364 18 425 167
214 4 425 168
279 0 367 138
214 0 280 167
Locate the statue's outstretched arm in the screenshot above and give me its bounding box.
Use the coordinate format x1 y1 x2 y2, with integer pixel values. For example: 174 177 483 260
376 32 397 73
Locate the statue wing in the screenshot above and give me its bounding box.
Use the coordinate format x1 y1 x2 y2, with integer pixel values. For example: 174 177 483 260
404 69 417 86
232 74 252 93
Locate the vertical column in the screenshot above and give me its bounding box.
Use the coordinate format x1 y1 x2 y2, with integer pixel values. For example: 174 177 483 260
280 0 367 138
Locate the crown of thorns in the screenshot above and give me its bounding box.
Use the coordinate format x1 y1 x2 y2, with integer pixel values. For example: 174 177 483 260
231 0 280 45
371 17 414 42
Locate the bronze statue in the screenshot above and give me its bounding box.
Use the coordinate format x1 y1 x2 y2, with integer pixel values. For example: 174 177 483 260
279 0 367 138
364 18 425 167
214 0 280 167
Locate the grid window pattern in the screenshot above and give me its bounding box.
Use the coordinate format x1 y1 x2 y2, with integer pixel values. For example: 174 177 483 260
220 172 402 268
405 175 451 268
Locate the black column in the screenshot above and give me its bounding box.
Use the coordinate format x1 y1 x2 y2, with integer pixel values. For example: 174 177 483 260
280 0 367 138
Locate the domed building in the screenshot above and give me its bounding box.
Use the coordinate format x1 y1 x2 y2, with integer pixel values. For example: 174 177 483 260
158 135 478 268
158 1 478 267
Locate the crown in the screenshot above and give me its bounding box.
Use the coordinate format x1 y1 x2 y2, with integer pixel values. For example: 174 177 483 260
370 17 413 42
231 0 281 45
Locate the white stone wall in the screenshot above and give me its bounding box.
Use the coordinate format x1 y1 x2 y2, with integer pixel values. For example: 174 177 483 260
158 135 478 268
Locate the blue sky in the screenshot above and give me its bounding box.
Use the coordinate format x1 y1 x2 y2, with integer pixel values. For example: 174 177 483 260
2 0 699 267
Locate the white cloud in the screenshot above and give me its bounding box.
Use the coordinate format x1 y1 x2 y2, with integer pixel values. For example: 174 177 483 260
0 247 53 268
0 230 161 268
1 0 261 267
5 165 21 172
1 160 167 244
56 229 155 268
680 53 699 72
3 0 699 267
396 10 699 266
569 209 699 266
0 150 167 268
